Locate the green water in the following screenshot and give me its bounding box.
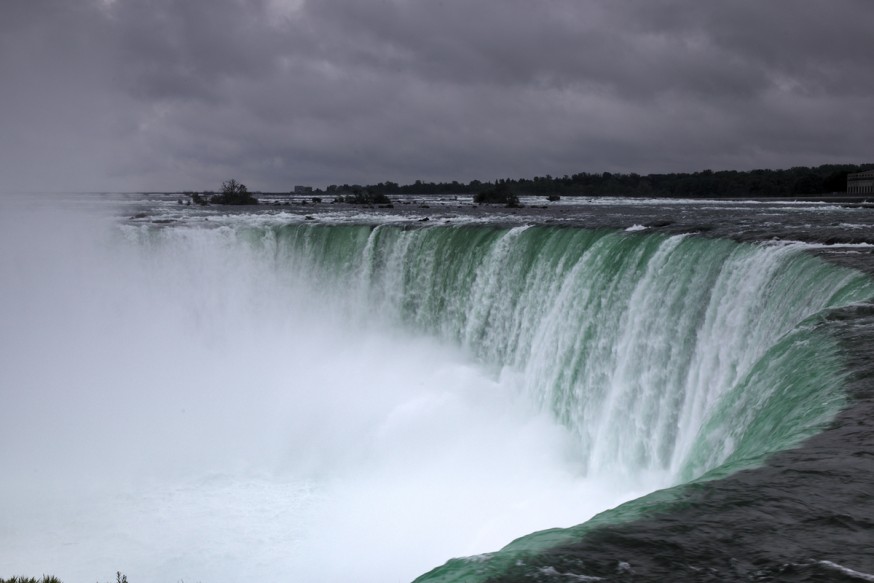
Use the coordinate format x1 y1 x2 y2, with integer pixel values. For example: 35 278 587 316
152 222 874 582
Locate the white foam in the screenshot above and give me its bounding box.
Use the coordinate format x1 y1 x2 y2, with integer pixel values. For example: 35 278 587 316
817 561 874 581
0 201 648 583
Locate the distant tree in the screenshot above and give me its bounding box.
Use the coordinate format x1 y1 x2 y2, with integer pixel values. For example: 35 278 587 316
212 179 258 205
474 182 521 207
823 171 849 193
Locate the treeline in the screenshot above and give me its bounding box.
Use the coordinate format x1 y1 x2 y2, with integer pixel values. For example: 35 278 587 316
321 164 873 198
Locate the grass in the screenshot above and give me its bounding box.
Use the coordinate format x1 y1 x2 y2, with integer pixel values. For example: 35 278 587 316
1 573 128 583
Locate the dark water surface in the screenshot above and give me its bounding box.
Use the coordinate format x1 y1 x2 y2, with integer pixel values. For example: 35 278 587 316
130 192 874 270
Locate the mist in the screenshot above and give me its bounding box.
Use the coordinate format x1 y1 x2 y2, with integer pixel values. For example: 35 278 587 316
0 199 651 582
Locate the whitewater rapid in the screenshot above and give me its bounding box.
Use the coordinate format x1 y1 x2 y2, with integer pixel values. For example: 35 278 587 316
0 205 653 582
2 197 873 582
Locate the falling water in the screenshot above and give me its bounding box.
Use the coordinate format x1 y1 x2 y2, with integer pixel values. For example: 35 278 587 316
2 207 872 582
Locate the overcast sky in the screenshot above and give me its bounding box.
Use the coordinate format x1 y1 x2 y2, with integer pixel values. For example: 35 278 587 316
1 0 872 192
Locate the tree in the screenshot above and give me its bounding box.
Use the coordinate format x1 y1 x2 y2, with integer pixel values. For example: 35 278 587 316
474 182 521 207
212 179 258 205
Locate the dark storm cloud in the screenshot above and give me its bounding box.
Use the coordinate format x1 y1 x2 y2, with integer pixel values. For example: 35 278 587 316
1 0 872 192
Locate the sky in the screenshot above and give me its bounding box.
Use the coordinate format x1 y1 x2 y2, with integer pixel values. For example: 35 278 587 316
1 0 872 192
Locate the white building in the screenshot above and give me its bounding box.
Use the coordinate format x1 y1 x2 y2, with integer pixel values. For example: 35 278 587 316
847 170 874 195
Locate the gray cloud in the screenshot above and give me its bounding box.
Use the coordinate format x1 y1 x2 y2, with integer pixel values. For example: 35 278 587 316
1 0 872 192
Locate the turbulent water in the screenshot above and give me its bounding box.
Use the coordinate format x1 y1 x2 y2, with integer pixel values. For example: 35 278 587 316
2 195 874 582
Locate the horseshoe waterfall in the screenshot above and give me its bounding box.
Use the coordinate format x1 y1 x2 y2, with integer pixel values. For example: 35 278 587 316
2 201 874 582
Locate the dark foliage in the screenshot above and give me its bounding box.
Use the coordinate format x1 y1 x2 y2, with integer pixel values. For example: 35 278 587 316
321 164 874 198
211 179 258 205
474 183 521 207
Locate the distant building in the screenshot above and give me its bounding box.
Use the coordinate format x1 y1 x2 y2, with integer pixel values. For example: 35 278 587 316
847 170 874 195
294 185 313 194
